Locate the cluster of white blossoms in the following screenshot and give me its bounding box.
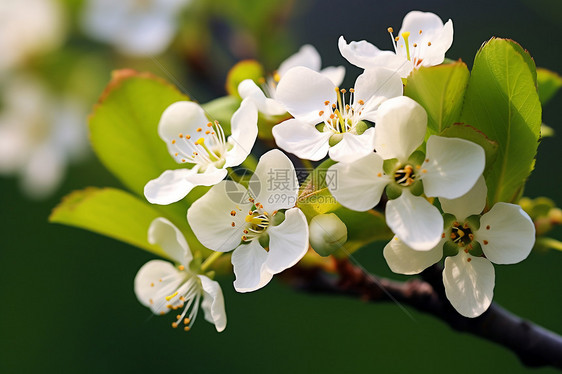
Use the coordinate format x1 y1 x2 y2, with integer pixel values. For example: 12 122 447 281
136 10 536 330
81 0 192 56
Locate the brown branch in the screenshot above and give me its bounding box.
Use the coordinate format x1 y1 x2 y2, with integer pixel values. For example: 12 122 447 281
282 260 562 370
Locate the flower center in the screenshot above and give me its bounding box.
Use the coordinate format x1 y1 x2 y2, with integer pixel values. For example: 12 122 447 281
241 201 271 242
450 221 475 248
169 120 228 170
149 270 203 332
317 87 367 134
387 27 433 68
394 164 417 186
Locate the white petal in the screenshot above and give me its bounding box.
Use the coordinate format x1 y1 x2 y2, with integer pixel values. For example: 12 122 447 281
422 136 485 199
186 166 228 186
399 11 453 67
400 11 447 41
319 66 346 86
266 208 309 274
338 36 382 69
328 153 390 211
374 96 427 162
440 175 487 221
443 251 495 318
278 44 321 77
328 129 376 163
338 36 412 77
421 20 454 67
238 79 287 116
187 181 252 252
134 259 184 314
476 203 535 264
353 67 403 122
383 236 444 275
385 190 443 251
225 98 258 167
250 149 299 212
232 239 273 293
275 66 336 124
199 275 227 332
148 217 192 266
144 168 196 205
272 118 331 161
158 101 209 156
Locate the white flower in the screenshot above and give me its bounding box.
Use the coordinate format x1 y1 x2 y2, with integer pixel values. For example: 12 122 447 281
134 217 227 332
238 44 346 117
383 176 536 317
144 99 258 205
0 0 65 73
81 0 191 56
339 11 453 78
328 96 485 250
0 75 88 198
272 66 403 162
187 150 309 293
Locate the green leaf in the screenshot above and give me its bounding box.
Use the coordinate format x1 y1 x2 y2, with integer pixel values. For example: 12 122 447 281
537 67 562 106
405 61 470 135
460 38 541 204
333 207 393 255
225 60 265 98
439 123 499 174
296 159 341 218
89 70 189 198
49 188 209 259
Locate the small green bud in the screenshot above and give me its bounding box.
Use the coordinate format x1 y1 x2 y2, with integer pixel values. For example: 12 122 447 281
385 183 403 200
258 233 270 248
309 213 348 256
383 158 401 175
329 133 344 146
354 121 369 135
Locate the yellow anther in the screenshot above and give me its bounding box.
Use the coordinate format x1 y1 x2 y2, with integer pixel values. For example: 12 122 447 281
413 43 418 48
358 100 365 105
258 77 266 84
176 315 182 320
273 72 281 82
171 139 176 144
387 27 394 33
178 265 185 271
196 127 202 132
395 36 399 42
184 318 190 324
205 130 210 135
195 137 205 146
172 322 178 328
185 134 191 140
428 42 432 46
207 122 213 127
150 282 154 287
165 291 178 301
419 30 422 34
184 326 190 332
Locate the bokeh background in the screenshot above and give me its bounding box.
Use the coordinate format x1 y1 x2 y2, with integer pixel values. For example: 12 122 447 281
1 0 562 373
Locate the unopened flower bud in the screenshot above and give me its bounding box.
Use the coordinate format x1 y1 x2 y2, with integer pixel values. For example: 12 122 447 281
309 213 348 256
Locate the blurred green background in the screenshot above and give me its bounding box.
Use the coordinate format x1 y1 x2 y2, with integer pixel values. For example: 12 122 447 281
1 0 562 373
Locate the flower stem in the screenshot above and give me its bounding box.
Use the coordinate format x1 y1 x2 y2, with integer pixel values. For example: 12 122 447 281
201 251 223 272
